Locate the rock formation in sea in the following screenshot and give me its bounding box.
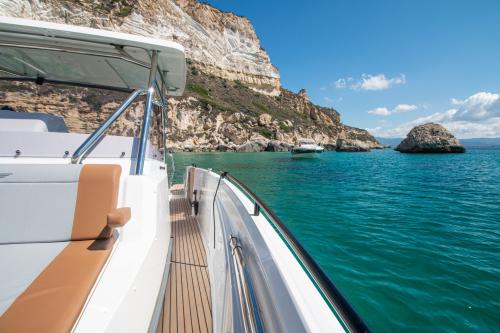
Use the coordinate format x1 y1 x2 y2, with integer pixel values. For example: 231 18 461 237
0 0 381 152
336 139 370 152
395 123 466 153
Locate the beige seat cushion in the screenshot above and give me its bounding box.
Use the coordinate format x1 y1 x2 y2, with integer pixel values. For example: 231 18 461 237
0 239 114 333
71 164 121 240
0 164 122 243
0 164 126 332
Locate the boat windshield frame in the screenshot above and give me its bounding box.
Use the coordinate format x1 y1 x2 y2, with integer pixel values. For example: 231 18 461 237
69 49 168 175
0 39 171 175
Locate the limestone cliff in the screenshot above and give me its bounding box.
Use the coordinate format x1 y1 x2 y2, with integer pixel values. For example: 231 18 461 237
0 0 381 151
0 0 280 95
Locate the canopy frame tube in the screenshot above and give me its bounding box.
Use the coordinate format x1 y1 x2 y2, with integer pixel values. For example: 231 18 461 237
71 88 145 164
135 50 159 175
2 43 168 174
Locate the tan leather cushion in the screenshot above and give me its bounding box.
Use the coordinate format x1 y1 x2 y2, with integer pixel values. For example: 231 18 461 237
0 238 114 332
107 207 131 228
71 164 121 240
0 164 124 332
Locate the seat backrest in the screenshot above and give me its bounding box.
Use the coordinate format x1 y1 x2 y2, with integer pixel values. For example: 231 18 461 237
0 164 121 244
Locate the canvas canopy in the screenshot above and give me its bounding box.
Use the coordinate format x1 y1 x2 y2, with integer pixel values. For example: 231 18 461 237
0 16 186 95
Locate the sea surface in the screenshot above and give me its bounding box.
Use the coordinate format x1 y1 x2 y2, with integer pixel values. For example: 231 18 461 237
172 149 500 332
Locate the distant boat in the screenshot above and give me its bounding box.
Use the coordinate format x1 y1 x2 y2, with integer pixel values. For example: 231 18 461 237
291 139 324 158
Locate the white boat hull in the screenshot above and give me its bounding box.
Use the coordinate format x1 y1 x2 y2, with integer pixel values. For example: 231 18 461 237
291 140 324 158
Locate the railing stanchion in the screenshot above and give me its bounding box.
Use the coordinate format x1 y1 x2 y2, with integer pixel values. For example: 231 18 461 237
135 50 159 175
71 89 144 164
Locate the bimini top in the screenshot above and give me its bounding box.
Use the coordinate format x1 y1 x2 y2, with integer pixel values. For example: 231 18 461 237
0 16 186 95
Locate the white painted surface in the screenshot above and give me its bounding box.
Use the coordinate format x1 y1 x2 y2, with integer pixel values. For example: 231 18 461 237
189 167 346 333
0 164 81 243
0 109 68 132
0 131 160 160
224 179 345 333
0 118 48 132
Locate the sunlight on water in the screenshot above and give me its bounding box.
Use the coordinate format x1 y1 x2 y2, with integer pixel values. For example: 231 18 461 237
172 149 500 332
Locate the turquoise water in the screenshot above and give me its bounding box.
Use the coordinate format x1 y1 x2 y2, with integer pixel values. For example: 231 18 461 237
172 149 500 332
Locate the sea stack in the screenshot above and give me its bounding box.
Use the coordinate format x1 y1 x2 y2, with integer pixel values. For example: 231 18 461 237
395 123 465 153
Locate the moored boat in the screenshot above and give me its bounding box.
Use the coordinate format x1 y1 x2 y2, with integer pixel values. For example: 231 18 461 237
291 139 325 158
0 17 369 333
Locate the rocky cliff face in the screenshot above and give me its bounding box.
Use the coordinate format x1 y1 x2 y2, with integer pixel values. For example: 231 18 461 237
0 0 381 152
167 68 361 151
0 0 280 95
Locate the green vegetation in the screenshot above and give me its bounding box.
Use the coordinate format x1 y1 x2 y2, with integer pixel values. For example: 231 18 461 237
252 102 270 114
177 67 341 137
114 6 132 16
188 84 210 98
279 122 292 133
257 127 273 139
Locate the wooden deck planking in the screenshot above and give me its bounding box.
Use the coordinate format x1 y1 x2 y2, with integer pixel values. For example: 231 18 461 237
158 185 212 333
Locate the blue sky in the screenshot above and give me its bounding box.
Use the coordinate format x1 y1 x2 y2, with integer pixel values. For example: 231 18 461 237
204 0 500 138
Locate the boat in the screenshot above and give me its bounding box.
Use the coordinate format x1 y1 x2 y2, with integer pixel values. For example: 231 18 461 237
291 139 325 158
0 17 369 333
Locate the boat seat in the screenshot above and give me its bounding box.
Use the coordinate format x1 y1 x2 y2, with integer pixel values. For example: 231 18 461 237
0 164 130 332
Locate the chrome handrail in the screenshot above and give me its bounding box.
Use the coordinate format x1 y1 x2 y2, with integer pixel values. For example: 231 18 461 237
229 236 263 333
135 50 158 175
71 88 145 164
225 174 371 333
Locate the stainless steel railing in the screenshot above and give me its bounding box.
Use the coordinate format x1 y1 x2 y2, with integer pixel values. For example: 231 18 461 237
71 51 163 176
229 235 263 333
135 50 158 175
225 173 371 333
71 88 145 164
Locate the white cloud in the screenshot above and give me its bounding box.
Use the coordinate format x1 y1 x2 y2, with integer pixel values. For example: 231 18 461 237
357 74 406 90
323 96 334 103
452 92 500 121
334 78 347 89
393 104 417 113
368 103 418 116
335 74 406 91
367 92 500 138
368 107 391 116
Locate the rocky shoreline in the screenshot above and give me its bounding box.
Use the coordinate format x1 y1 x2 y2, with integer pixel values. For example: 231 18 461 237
166 67 382 152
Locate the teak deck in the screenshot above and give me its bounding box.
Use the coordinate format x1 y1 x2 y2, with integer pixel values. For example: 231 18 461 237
157 184 212 333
